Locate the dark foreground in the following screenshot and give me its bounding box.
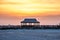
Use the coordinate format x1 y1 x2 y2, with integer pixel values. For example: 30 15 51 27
0 25 60 29
0 29 60 40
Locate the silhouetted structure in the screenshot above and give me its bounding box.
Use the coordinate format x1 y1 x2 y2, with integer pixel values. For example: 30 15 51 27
21 18 40 26
0 18 60 29
20 18 40 29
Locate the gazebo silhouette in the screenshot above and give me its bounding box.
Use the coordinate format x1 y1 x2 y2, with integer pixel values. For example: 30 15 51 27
21 18 40 26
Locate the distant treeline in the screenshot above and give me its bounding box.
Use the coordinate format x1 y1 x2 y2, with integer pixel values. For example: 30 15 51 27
0 25 60 30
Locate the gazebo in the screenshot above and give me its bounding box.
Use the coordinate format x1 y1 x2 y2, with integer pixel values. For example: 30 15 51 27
21 18 40 26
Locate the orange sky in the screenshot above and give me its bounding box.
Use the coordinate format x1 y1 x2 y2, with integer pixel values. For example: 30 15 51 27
0 0 60 25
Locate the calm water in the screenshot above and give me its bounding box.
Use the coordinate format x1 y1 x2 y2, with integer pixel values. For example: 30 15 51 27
0 29 60 40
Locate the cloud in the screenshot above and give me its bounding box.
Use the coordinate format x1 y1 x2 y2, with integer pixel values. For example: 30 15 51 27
0 0 60 16
0 2 21 4
0 13 19 20
0 0 23 4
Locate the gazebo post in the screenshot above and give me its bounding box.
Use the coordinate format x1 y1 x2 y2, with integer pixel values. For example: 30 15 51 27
21 23 22 25
29 23 32 25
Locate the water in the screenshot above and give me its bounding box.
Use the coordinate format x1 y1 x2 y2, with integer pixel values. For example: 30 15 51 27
0 29 60 40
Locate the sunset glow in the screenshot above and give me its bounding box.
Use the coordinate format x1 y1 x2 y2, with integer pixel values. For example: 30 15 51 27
0 0 60 16
0 0 60 25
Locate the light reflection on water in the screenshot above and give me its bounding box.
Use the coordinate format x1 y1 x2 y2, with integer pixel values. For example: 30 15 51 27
0 29 60 40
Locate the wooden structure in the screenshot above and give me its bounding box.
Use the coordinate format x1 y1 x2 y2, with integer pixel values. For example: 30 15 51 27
21 18 40 26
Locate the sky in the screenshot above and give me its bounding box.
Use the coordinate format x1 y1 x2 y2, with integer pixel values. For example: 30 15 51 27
0 0 60 25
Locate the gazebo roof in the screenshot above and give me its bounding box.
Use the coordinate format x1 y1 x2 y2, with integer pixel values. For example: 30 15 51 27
21 18 40 23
